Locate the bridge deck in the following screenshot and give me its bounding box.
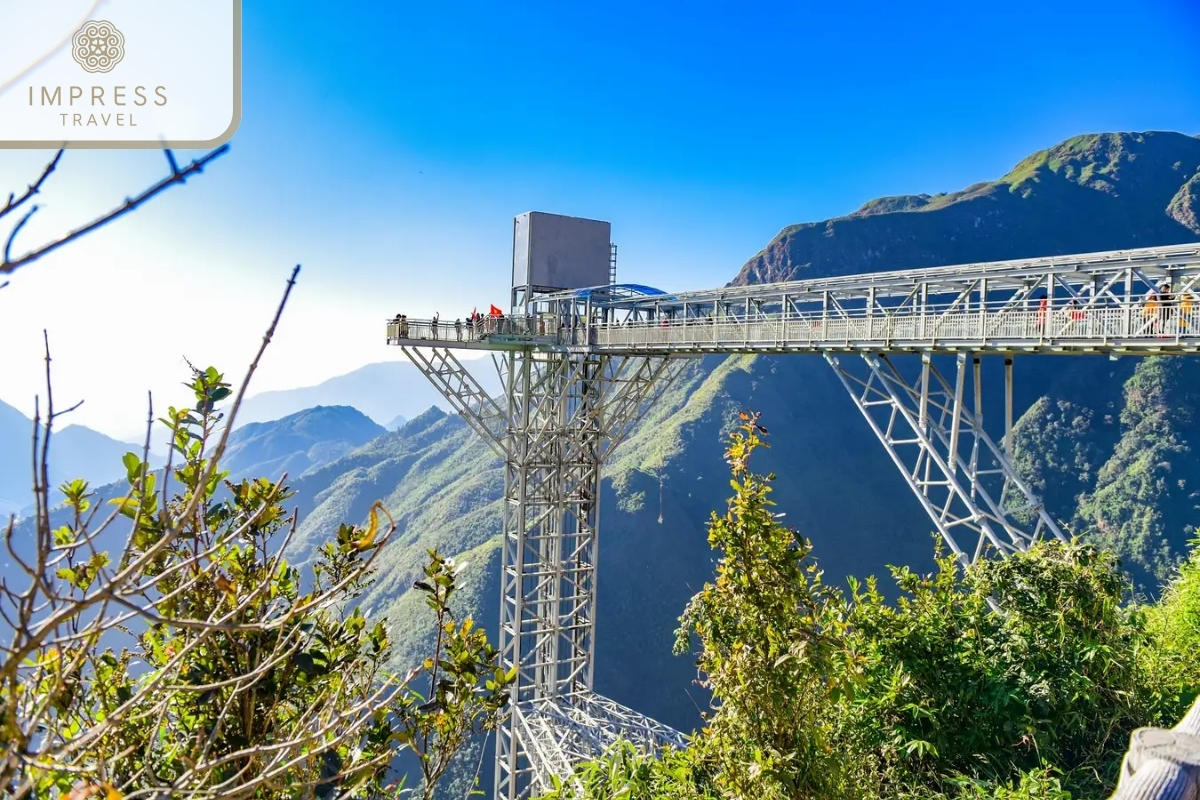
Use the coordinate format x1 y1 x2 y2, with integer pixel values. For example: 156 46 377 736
386 243 1200 356
387 306 1200 356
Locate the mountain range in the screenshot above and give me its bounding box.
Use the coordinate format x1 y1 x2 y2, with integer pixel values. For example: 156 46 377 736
231 359 500 429
221 405 388 480
0 398 140 517
7 130 1200 797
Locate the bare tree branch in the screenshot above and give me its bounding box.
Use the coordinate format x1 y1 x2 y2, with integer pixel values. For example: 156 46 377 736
0 148 509 797
1 145 230 278
0 150 63 222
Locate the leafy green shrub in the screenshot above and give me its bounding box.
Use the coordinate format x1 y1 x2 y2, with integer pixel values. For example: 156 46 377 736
0 365 511 799
1139 536 1200 720
671 410 856 799
536 411 1200 800
839 540 1149 797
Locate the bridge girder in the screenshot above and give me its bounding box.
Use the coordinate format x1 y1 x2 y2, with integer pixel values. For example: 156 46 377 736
827 352 1065 565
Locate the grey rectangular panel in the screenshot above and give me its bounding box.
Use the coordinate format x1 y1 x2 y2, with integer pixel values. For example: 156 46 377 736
513 214 532 288
512 212 611 291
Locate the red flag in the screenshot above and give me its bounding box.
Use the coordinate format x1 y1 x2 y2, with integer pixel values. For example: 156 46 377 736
489 304 503 316
472 307 477 317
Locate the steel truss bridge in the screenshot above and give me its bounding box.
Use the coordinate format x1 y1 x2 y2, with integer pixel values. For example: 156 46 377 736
387 241 1200 799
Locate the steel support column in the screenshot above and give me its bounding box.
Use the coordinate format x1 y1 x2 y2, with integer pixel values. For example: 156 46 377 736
476 348 679 800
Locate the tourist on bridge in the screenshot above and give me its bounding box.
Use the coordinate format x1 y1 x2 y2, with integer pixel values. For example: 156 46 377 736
431 313 440 340
1160 283 1177 333
399 315 409 339
1141 282 1176 335
455 318 463 341
1066 297 1085 323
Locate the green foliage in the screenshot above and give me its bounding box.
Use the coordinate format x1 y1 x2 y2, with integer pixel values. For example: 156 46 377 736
672 410 856 799
1073 357 1200 585
538 412 1200 800
538 741 715 800
391 549 515 800
943 768 1073 800
1140 537 1200 717
838 540 1149 797
1 365 509 800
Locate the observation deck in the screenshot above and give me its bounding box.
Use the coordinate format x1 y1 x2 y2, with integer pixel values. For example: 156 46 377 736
387 242 1200 357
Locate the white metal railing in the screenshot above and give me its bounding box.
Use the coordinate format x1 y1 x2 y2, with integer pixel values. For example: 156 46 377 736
591 305 1200 351
387 303 1200 353
386 316 587 345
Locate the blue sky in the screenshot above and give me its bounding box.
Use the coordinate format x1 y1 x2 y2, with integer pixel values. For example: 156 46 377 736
0 0 1197 440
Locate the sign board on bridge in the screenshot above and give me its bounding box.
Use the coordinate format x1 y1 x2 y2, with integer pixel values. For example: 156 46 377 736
513 212 612 293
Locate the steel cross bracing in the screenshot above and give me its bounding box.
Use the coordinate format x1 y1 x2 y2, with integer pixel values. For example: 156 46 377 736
386 242 1200 798
397 340 683 798
494 349 681 799
515 694 689 796
585 243 1200 356
827 352 1063 563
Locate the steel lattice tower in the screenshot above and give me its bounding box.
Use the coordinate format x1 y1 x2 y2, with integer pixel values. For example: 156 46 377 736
389 220 1200 799
401 344 684 799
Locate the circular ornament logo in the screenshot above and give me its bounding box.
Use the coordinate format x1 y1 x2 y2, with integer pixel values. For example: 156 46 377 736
72 21 125 74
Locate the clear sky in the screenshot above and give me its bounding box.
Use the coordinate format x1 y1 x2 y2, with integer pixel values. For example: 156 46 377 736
0 0 1197 442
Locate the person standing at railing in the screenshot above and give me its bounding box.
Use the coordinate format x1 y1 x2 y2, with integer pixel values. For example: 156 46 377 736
1159 283 1176 335
431 313 440 340
455 318 463 341
1065 298 1084 326
1142 283 1172 335
1037 295 1048 330
399 315 409 339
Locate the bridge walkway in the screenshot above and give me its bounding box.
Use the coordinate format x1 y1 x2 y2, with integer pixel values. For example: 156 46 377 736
386 242 1200 356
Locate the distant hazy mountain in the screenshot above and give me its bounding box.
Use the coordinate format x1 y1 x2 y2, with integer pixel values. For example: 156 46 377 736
222 405 387 480
0 398 138 516
3 404 391 573
233 360 501 429
385 414 408 431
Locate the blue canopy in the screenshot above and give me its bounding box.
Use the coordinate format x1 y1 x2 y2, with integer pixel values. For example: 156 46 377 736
569 283 668 300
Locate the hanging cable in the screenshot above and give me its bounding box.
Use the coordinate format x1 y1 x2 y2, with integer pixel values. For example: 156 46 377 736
658 472 664 525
